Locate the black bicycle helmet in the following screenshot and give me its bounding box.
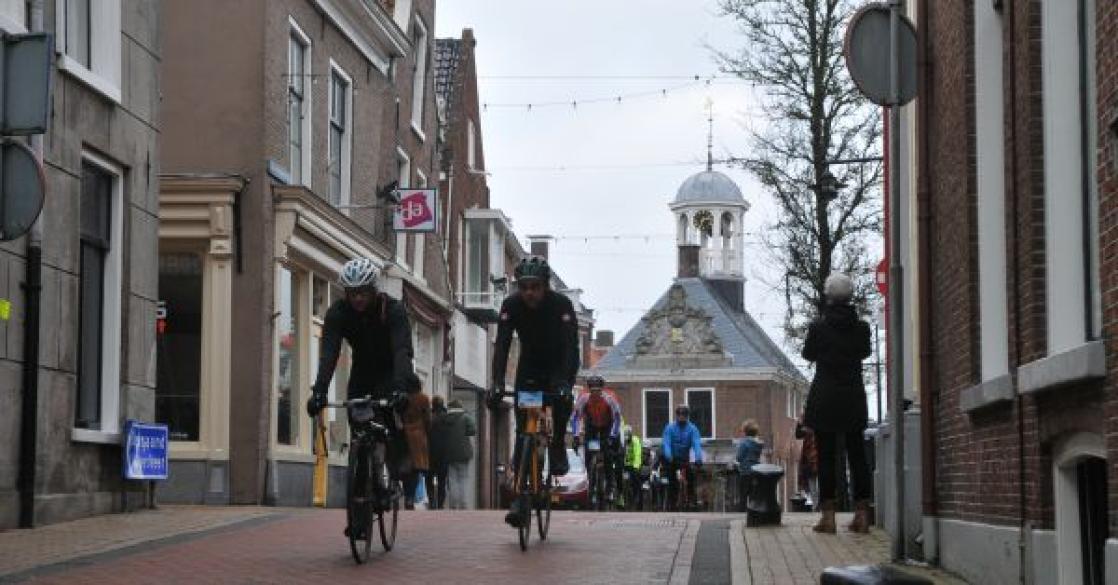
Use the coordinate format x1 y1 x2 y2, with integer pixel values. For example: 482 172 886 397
675 404 690 417
514 255 551 282
585 375 605 389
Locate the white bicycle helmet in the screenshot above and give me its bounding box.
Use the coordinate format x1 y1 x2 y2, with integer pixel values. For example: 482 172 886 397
339 257 380 289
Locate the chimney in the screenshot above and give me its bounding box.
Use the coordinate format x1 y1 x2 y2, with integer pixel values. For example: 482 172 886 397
528 235 553 260
678 244 701 278
596 330 615 348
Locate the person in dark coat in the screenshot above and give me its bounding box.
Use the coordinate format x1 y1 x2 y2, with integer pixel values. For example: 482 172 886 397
427 396 449 509
430 399 476 509
801 273 872 534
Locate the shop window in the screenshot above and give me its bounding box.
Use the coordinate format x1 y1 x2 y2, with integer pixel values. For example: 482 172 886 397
156 253 203 441
277 267 299 445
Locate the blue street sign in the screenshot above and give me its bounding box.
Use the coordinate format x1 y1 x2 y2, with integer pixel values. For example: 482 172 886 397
123 420 169 480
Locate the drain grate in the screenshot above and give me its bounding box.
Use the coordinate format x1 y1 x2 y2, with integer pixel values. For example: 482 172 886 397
688 520 731 585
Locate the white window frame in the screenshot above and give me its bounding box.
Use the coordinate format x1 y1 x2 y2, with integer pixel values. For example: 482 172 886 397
392 0 413 33
409 15 428 141
55 0 122 103
327 61 353 208
1052 432 1107 585
1041 0 1100 354
288 17 313 188
0 0 26 33
395 147 411 268
642 388 672 443
273 264 312 453
72 151 125 444
413 169 427 278
685 387 716 439
467 118 478 170
975 0 1010 381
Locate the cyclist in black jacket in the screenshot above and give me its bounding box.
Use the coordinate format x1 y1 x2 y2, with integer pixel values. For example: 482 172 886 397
306 257 416 412
488 256 580 527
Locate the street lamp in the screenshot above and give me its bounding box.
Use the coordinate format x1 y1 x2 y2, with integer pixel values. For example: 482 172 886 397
813 170 847 202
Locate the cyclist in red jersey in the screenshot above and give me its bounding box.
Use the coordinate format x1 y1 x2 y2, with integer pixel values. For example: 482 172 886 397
570 375 623 505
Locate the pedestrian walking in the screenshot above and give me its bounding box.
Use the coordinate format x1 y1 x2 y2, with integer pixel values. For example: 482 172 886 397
427 396 449 509
401 382 432 510
430 398 476 509
801 273 873 534
735 419 764 512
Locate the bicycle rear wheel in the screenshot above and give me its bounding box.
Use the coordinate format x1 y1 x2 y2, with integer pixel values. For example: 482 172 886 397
376 458 399 552
347 447 373 564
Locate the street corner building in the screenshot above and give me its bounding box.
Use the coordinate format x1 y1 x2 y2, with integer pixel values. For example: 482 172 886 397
593 166 807 510
0 0 161 528
888 0 1118 583
156 0 452 508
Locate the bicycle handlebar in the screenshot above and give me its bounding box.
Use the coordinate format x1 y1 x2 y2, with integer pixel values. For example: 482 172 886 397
325 395 393 409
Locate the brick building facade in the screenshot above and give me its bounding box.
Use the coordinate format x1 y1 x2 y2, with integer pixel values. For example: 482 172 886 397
158 0 450 507
911 0 1116 582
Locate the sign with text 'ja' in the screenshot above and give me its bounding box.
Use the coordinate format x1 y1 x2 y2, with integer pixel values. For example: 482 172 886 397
123 420 169 480
392 189 438 232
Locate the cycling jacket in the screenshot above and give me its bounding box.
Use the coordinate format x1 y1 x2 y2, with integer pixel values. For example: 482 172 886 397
625 435 643 469
492 290 580 391
661 421 704 465
570 391 621 437
312 294 414 399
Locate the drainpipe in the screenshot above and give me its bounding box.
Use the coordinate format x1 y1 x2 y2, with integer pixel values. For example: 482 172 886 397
916 0 936 529
18 0 45 529
1005 0 1031 582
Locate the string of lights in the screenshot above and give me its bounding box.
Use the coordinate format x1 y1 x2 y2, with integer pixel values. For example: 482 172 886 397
488 157 748 173
477 74 744 80
479 77 755 112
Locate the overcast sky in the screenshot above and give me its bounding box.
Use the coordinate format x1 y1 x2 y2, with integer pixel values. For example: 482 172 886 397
435 1 814 367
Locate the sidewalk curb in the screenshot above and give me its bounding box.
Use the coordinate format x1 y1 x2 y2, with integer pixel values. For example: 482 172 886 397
668 519 702 585
729 519 750 585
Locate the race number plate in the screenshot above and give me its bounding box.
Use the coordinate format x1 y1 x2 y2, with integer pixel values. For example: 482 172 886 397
517 390 544 409
587 439 601 451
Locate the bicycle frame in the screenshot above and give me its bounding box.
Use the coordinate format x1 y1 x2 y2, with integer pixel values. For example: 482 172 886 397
515 401 552 495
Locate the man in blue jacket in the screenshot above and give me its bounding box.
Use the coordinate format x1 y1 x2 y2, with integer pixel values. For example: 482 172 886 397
661 405 703 510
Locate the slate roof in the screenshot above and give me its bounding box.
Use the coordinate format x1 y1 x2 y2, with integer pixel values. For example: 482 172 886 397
434 38 462 111
596 277 805 381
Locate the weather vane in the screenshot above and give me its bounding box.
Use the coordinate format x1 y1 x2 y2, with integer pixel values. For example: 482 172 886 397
704 96 714 171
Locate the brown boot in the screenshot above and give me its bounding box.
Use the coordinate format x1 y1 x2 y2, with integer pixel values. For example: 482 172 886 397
813 500 836 534
847 500 871 534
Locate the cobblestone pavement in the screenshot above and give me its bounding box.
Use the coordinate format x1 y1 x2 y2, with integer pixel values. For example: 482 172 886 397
0 507 968 584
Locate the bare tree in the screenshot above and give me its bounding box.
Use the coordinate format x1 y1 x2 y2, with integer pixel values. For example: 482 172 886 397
715 0 883 340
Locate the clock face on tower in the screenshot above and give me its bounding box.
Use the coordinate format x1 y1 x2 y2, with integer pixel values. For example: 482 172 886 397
693 210 714 237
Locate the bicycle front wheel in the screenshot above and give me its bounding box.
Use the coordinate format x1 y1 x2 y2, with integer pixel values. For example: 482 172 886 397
537 474 552 541
376 458 399 551
518 493 532 551
347 447 373 564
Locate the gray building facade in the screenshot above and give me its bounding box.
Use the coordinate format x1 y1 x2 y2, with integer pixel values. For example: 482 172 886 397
0 0 162 528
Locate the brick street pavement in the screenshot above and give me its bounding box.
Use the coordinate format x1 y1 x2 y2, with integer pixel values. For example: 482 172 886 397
0 507 968 584
734 514 967 585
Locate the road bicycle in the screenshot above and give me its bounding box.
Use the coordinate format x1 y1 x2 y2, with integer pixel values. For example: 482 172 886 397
584 435 617 511
325 395 402 564
671 461 695 512
496 388 556 551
